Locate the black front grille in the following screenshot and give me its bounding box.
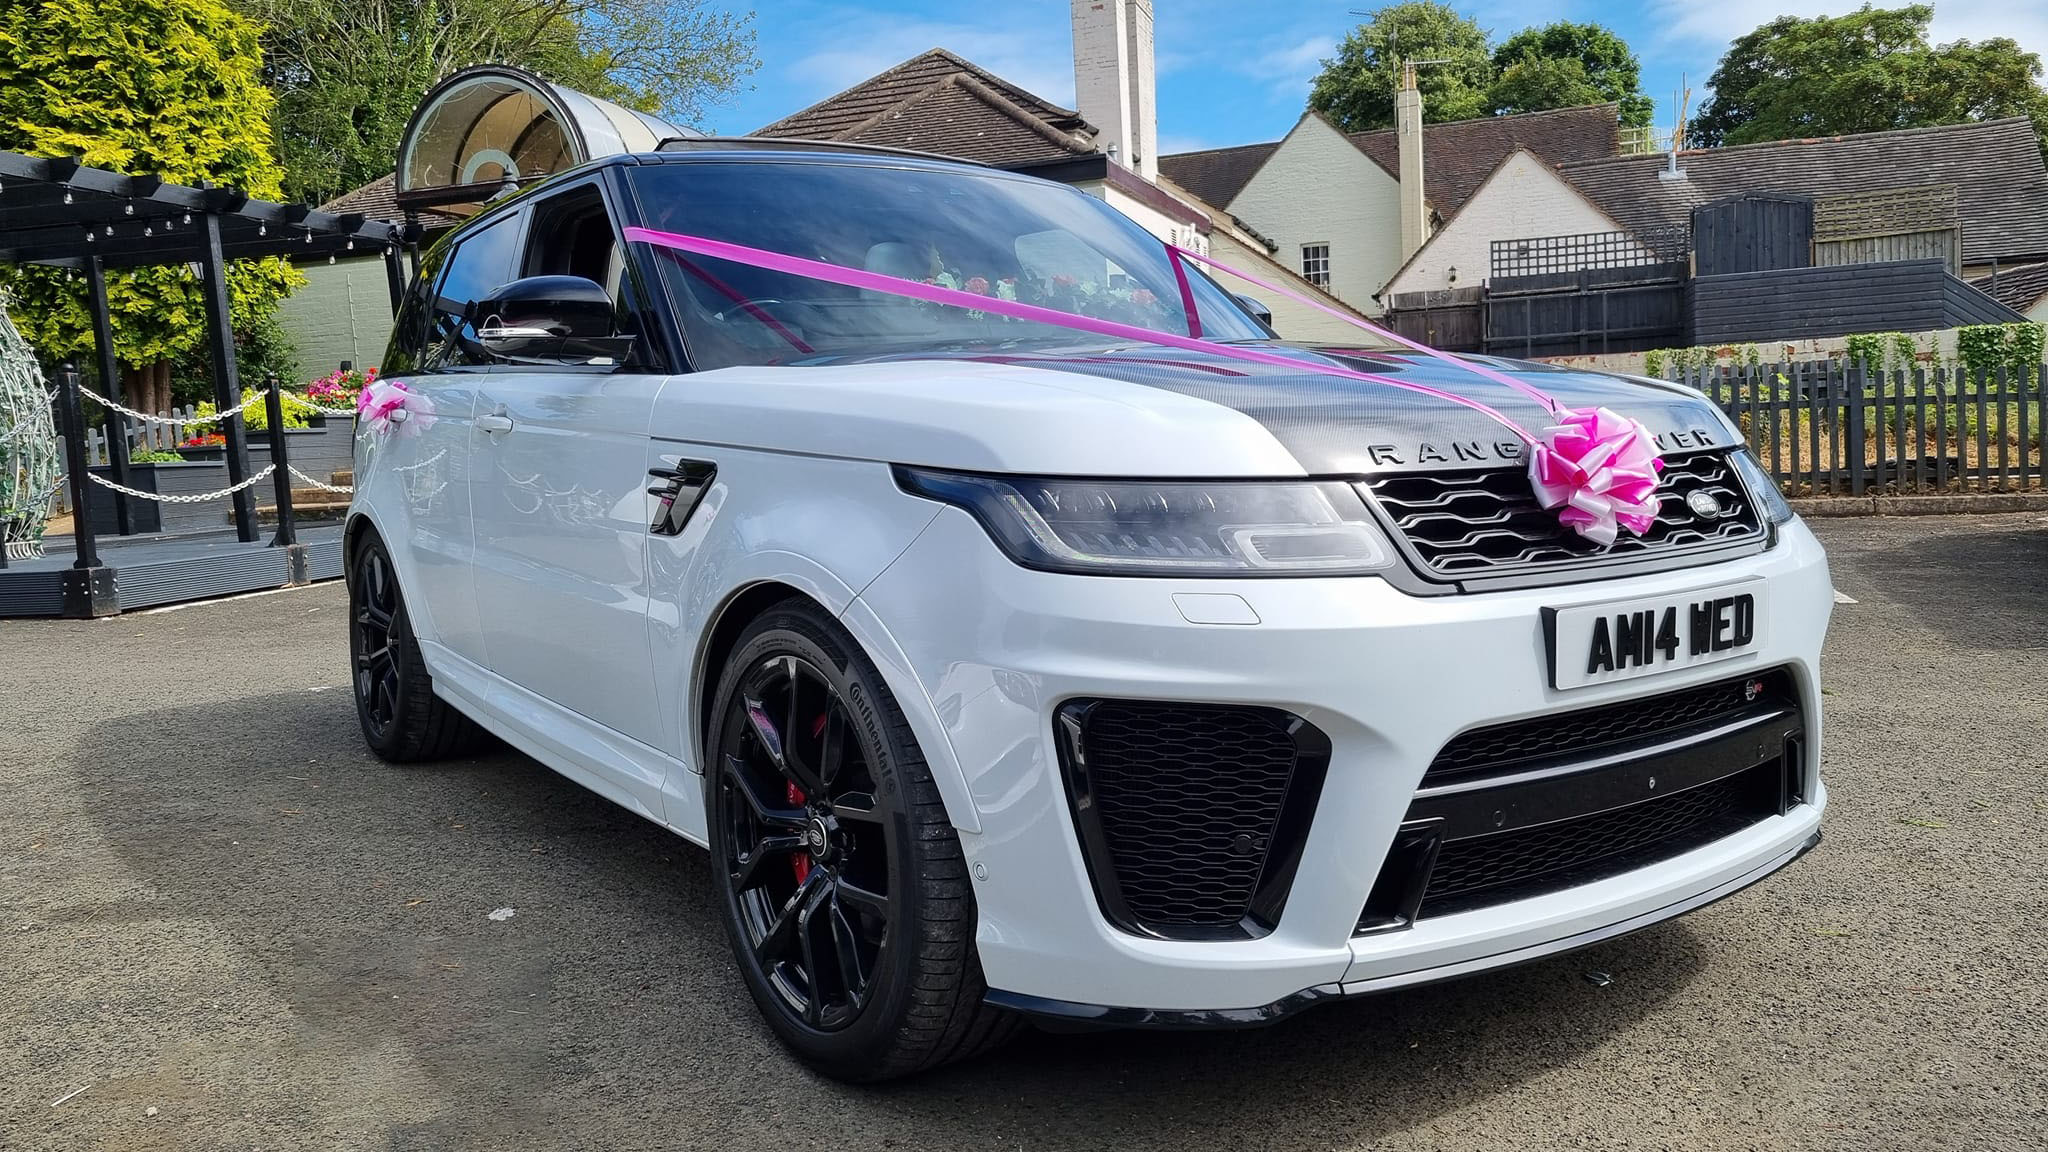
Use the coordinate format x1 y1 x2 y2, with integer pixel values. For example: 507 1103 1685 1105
1427 668 1798 788
1418 760 1781 919
1360 449 1763 581
1356 676 1807 935
1057 700 1329 939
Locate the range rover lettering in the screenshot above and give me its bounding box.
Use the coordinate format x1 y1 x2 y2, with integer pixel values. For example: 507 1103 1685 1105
345 141 1830 1081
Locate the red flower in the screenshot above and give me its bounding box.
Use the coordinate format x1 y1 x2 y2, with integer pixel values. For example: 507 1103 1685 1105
1132 289 1158 307
964 276 991 295
1053 274 1076 287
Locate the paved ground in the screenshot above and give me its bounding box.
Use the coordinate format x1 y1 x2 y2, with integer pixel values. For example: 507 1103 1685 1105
3 515 2045 1151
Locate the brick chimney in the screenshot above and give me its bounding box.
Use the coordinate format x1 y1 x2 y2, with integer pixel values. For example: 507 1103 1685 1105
1396 60 1427 260
1071 0 1158 181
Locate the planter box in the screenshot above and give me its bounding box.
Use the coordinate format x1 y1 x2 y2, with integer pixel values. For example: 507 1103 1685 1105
175 445 226 462
246 419 356 481
84 460 231 535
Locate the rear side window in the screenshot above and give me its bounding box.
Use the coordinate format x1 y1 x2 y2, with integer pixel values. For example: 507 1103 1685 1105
382 245 447 375
422 215 523 370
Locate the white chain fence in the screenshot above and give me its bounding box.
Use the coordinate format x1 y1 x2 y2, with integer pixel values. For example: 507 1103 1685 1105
84 464 277 503
77 382 360 422
288 465 354 494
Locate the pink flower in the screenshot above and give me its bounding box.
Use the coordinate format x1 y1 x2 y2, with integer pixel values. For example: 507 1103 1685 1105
1131 289 1158 307
1527 407 1664 546
964 276 991 295
1053 274 1076 287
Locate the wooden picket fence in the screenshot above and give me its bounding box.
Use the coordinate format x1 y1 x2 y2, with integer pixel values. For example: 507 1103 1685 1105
48 404 201 514
1671 361 2047 496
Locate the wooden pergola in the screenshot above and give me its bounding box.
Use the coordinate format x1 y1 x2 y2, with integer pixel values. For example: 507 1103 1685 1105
0 150 413 616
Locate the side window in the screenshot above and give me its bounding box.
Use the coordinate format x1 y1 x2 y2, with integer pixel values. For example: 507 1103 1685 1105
423 216 523 370
522 183 646 360
381 246 447 375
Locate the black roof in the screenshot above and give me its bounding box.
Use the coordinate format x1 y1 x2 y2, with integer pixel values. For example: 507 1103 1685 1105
0 151 405 270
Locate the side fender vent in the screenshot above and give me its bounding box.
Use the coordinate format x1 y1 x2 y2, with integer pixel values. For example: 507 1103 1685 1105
648 458 715 535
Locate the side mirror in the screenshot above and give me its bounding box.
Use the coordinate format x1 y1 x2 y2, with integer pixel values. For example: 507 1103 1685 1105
1231 293 1278 336
471 275 636 364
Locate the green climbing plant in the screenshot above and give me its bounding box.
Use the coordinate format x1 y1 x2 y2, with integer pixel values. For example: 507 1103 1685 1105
0 0 302 411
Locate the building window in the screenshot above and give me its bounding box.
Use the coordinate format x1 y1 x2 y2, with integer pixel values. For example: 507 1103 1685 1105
1300 243 1331 288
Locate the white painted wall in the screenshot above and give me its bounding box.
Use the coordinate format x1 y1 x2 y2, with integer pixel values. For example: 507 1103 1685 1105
1381 151 1642 298
1071 180 1366 342
1204 232 1374 343
1227 114 1401 316
1077 179 1211 254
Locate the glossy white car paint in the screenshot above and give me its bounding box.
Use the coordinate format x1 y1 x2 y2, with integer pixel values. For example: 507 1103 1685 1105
355 348 1831 1015
851 506 1829 1010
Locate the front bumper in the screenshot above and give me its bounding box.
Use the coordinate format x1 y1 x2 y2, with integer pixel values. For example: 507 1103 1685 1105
851 509 1833 1016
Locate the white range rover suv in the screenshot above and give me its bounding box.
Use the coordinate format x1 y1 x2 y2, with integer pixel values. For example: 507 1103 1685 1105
346 141 1831 1081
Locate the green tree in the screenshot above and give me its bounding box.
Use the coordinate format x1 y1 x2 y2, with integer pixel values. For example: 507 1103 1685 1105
1308 2 1494 131
1489 22 1654 129
1689 5 2048 154
0 0 301 413
243 0 760 206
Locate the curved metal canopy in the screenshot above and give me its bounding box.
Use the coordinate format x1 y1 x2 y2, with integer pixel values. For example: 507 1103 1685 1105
395 65 694 218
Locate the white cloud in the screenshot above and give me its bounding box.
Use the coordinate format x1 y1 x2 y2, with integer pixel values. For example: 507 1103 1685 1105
1648 0 2048 65
1158 131 1219 154
1206 32 1337 103
784 9 1076 111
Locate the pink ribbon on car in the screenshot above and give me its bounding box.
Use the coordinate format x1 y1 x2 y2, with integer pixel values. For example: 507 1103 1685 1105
358 378 435 437
622 225 1664 545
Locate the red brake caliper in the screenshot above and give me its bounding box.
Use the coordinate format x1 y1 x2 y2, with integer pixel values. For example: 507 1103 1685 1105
787 712 831 884
788 777 811 884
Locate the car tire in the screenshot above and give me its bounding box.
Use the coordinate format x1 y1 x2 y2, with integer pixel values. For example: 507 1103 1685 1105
348 532 490 763
705 597 1020 1081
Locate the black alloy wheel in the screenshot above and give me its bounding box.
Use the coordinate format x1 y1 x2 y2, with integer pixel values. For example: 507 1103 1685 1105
352 542 403 743
706 599 1019 1080
718 652 893 1030
347 532 487 762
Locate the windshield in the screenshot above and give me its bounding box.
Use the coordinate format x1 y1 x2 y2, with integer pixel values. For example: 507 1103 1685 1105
629 158 1268 370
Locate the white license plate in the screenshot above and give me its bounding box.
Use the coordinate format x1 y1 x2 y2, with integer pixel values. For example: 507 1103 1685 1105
1544 580 1768 690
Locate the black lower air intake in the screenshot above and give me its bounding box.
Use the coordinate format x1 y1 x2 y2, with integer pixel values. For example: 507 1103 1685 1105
1055 700 1330 940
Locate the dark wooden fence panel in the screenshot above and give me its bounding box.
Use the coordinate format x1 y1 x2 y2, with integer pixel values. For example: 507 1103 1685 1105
1692 193 1813 277
1381 288 1483 351
1690 259 2025 344
1941 275 2032 327
1669 361 2046 496
1482 262 1687 357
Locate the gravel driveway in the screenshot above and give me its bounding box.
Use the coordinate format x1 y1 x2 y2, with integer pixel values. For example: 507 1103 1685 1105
3 515 2044 1151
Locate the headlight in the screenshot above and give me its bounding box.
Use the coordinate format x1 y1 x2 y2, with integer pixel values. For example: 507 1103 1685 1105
1730 449 1793 525
895 468 1396 576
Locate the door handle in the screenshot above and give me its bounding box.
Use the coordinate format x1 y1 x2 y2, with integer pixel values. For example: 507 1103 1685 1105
476 413 515 435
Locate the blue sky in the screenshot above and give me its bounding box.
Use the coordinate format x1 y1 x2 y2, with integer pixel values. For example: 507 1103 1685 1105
702 0 2047 154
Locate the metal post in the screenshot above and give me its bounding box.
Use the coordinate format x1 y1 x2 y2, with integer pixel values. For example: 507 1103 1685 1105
198 210 259 542
264 372 297 547
55 363 99 570
384 245 408 317
84 256 134 535
55 362 118 616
